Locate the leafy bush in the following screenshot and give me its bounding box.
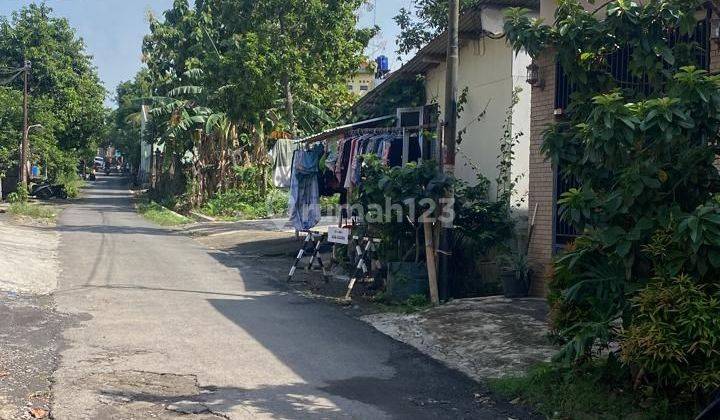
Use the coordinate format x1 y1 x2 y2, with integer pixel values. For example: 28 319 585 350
265 188 289 217
56 171 84 198
621 274 720 393
505 0 720 406
489 360 690 419
6 192 21 204
356 156 452 263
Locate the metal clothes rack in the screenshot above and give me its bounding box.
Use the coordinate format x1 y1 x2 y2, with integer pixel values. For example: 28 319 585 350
287 230 329 283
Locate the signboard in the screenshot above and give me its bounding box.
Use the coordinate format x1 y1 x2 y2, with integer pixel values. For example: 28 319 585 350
327 227 350 245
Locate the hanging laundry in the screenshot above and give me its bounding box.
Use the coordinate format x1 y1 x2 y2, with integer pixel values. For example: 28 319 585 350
270 138 299 188
288 144 323 231
344 136 361 189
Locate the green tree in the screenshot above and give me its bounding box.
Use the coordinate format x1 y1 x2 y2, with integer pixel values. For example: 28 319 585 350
394 0 481 55
110 70 153 172
0 3 106 181
0 87 23 185
137 0 375 205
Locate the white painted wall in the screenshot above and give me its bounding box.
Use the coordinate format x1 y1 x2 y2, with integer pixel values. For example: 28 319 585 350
540 0 596 22
424 37 531 209
512 50 532 209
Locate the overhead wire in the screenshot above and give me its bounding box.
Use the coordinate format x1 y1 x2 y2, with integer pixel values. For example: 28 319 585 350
0 70 22 85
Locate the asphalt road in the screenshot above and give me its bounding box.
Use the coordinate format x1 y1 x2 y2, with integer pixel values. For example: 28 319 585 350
52 175 536 419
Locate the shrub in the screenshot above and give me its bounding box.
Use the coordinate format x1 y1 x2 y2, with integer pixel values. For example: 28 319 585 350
265 188 289 217
505 0 720 406
202 187 289 220
7 184 28 203
6 192 21 203
621 274 720 394
56 171 83 198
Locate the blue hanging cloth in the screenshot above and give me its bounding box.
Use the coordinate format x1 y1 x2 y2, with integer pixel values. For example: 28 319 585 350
288 144 324 231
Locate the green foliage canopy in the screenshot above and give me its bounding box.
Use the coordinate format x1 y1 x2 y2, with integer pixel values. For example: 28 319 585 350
0 3 106 180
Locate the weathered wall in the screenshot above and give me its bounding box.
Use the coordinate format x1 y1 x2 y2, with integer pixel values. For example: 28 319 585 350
424 37 531 209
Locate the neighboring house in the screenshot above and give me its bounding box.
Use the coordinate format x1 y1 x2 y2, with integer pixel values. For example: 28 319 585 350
525 0 720 295
354 1 538 210
347 62 378 97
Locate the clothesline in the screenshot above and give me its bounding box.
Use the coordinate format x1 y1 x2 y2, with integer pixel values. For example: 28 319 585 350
296 114 396 145
348 123 436 135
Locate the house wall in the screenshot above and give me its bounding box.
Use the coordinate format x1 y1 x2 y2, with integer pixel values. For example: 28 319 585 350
348 70 376 97
424 37 530 209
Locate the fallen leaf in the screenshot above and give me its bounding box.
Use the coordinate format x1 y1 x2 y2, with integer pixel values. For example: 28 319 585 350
29 407 48 418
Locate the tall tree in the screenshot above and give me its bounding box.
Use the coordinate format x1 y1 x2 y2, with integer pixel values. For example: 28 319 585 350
394 0 480 55
0 3 106 180
138 0 375 204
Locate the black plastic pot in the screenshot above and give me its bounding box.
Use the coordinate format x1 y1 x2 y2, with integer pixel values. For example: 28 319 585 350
500 269 529 298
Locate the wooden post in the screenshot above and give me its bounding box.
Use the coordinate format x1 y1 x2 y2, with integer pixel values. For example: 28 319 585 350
424 220 440 305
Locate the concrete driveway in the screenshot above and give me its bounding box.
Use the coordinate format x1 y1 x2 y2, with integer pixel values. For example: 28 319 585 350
52 175 537 419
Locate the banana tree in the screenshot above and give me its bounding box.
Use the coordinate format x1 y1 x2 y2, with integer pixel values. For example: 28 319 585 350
146 68 234 205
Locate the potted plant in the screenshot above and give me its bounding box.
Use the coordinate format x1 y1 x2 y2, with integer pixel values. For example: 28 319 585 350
499 252 530 298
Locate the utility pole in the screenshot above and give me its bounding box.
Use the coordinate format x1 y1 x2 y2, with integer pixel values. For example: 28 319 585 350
438 0 460 302
19 59 30 189
443 1 459 169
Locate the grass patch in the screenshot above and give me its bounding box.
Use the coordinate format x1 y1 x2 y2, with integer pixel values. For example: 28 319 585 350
370 293 432 314
487 359 695 420
138 201 190 226
201 188 289 220
8 202 57 220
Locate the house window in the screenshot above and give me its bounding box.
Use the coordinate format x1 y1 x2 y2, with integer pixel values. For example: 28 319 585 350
347 84 354 91
360 85 369 91
552 11 711 251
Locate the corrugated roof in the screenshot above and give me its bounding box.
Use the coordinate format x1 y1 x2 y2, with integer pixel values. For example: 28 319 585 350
353 0 538 114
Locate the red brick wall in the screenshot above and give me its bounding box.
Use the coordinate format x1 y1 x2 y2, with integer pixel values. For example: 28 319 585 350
527 51 557 297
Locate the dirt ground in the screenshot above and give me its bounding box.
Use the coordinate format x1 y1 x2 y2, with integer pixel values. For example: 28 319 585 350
0 214 59 295
0 213 66 419
361 297 556 381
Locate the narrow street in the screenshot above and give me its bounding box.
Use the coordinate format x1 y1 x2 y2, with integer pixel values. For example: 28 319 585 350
50 176 534 419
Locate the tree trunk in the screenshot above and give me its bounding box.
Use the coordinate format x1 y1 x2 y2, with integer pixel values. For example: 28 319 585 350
256 120 268 196
282 73 296 138
278 13 296 139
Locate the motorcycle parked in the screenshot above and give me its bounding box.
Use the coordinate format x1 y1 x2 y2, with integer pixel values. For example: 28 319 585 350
31 181 68 200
